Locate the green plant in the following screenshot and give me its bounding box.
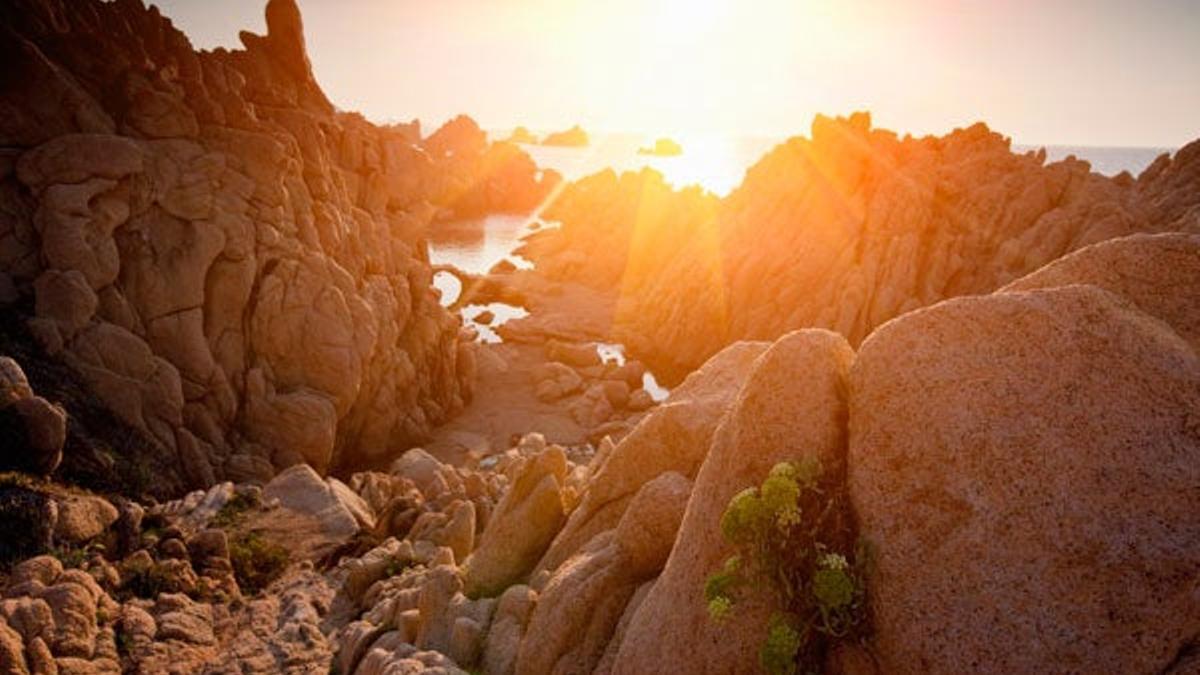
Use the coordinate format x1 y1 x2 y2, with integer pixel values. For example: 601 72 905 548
121 561 178 599
228 532 289 595
49 544 89 570
704 460 869 674
211 492 259 529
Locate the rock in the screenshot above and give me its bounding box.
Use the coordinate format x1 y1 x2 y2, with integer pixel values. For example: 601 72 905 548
614 330 854 674
517 472 691 675
541 125 589 148
390 449 446 493
848 285 1200 674
53 495 118 545
598 380 630 409
1002 232 1200 353
12 396 66 474
0 618 27 674
525 115 1199 381
263 464 364 540
537 341 768 575
545 340 601 368
0 488 57 563
483 585 536 675
465 447 569 598
0 357 33 405
626 389 653 412
532 362 583 402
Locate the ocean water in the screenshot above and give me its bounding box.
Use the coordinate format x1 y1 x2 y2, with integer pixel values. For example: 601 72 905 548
516 133 1173 198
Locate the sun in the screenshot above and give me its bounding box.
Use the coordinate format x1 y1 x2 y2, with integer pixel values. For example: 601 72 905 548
649 0 729 40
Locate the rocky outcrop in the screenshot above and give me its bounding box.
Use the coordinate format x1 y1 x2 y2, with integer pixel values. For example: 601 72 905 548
524 113 1200 381
541 125 589 148
0 0 557 491
614 330 854 674
846 272 1200 671
516 471 691 675
464 446 569 598
536 340 767 575
0 355 65 475
1002 232 1200 352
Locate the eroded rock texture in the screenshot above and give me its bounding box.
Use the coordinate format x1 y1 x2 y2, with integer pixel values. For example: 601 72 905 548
0 0 553 490
524 112 1200 381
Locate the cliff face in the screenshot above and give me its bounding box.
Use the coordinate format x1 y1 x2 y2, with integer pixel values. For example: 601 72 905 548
527 113 1200 381
0 0 547 491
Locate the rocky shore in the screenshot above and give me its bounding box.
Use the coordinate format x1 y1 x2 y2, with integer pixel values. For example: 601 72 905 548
1 1 1199 674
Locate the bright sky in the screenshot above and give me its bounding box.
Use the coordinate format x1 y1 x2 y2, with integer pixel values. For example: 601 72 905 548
156 0 1199 148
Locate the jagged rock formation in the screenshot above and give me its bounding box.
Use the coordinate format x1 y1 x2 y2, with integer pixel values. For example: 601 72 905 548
0 0 555 490
523 113 1200 381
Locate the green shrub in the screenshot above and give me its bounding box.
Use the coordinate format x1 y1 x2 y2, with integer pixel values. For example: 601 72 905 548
705 460 868 674
211 491 259 529
229 532 289 595
122 560 180 599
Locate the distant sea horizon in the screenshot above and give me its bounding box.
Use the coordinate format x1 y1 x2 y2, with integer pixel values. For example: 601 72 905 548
484 128 1176 197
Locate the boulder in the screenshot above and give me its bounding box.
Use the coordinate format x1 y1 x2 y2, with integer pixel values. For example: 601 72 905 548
263 464 368 540
517 472 691 675
847 285 1200 674
614 330 854 675
390 449 446 493
0 357 33 405
483 585 536 675
12 396 67 474
1002 232 1200 353
54 495 118 545
537 341 768 575
465 447 568 598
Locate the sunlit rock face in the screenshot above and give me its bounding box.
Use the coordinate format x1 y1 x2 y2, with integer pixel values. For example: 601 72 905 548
525 112 1200 382
0 0 552 489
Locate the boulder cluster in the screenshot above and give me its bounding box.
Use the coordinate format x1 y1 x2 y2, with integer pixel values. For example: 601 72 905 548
0 0 557 490
523 112 1200 381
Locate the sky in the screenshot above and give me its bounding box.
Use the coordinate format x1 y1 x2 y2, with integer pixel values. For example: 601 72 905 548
155 0 1200 148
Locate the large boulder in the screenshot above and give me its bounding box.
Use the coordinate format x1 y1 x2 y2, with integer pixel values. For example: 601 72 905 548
847 284 1200 674
263 464 374 541
464 447 569 598
1002 232 1200 353
614 330 854 675
536 341 768 574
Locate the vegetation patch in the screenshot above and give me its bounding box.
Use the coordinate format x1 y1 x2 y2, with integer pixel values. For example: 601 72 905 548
211 491 259 529
229 531 290 595
705 459 869 675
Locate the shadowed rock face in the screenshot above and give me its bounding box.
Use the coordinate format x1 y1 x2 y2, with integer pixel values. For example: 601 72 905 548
523 112 1200 382
0 0 553 491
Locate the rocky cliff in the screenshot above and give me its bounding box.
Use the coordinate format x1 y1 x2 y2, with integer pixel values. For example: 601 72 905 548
0 0 555 492
523 112 1200 381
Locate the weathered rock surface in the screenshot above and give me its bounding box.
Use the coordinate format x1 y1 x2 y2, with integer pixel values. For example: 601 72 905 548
0 0 555 491
517 471 691 675
614 329 854 675
1002 232 1200 352
848 284 1200 674
536 341 767 575
465 447 569 597
524 114 1200 381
